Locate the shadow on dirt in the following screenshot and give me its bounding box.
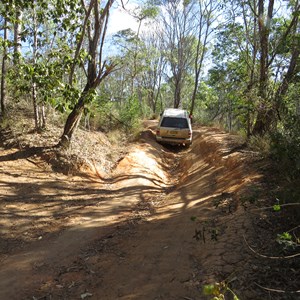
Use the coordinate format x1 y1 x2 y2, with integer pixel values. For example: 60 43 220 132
0 147 48 162
1 125 298 300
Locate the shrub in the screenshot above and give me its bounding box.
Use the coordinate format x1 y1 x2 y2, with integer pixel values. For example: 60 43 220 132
270 115 300 180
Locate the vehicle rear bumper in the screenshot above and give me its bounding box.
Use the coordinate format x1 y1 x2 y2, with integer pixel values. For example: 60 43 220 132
156 135 192 145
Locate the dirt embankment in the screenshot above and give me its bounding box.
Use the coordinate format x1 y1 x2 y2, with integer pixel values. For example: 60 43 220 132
0 123 298 300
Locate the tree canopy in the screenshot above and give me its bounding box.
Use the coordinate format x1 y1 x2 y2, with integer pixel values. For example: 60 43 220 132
0 0 299 153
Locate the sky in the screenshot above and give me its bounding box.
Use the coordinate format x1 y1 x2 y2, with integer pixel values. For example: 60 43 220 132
104 0 146 57
107 1 140 36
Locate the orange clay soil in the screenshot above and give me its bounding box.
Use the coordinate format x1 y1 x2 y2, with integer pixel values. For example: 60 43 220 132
0 122 275 300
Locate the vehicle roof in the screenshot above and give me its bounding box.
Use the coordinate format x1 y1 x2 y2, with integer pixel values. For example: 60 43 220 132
162 108 189 118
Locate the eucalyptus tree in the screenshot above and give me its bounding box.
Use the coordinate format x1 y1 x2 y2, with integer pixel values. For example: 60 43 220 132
1 1 33 120
113 28 144 102
252 0 300 135
107 29 155 124
239 0 260 136
236 0 300 135
31 0 45 129
0 0 21 116
10 0 85 131
0 0 117 143
158 0 196 108
0 11 8 116
59 0 116 147
189 0 220 117
207 54 248 131
208 0 300 135
140 31 166 114
128 2 159 95
0 2 12 117
13 2 22 63
111 0 159 113
210 0 259 134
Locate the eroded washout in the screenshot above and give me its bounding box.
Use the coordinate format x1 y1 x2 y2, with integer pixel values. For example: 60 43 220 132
0 123 297 299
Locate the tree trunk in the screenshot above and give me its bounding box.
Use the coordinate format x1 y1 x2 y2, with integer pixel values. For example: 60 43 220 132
252 40 299 136
39 104 46 129
32 82 39 129
58 95 85 148
252 0 275 135
190 0 216 116
0 18 8 117
13 9 23 64
174 76 181 108
32 1 40 131
58 0 115 148
274 37 300 114
258 0 268 99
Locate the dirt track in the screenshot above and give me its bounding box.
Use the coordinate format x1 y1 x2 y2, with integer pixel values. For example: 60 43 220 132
0 123 265 299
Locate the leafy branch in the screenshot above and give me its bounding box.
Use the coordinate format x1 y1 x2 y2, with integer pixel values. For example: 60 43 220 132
203 281 240 300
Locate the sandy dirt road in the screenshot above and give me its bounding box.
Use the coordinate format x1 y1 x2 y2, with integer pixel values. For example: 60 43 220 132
0 123 264 299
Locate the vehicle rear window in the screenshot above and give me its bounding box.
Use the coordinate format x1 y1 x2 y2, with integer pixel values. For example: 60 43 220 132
161 117 188 129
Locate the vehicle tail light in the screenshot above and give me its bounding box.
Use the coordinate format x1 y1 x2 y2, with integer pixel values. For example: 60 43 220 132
188 131 192 137
156 130 160 136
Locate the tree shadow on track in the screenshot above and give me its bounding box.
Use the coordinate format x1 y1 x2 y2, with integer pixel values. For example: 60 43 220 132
0 147 49 162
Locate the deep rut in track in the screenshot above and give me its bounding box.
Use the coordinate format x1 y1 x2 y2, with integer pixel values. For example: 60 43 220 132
0 123 279 299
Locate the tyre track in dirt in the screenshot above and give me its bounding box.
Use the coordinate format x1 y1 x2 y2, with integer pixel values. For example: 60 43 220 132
0 124 262 299
85 127 261 300
0 127 175 299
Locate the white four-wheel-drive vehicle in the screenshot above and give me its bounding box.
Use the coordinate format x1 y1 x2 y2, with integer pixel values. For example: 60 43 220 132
156 108 192 146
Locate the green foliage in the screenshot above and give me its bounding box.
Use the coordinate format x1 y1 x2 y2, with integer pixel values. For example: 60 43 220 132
276 232 298 250
1 0 299 154
2 0 86 118
203 281 240 300
118 95 142 131
139 4 159 19
206 54 251 132
190 216 197 222
8 48 78 112
277 232 292 241
270 114 300 180
86 95 116 132
191 82 217 124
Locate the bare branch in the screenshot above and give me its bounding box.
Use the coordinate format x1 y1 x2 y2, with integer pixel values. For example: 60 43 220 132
268 4 300 67
243 235 300 260
69 0 95 84
251 203 300 211
255 282 300 294
98 0 112 70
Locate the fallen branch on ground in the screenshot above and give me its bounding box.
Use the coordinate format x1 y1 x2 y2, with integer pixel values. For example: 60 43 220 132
255 282 300 294
250 203 300 211
243 235 300 259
